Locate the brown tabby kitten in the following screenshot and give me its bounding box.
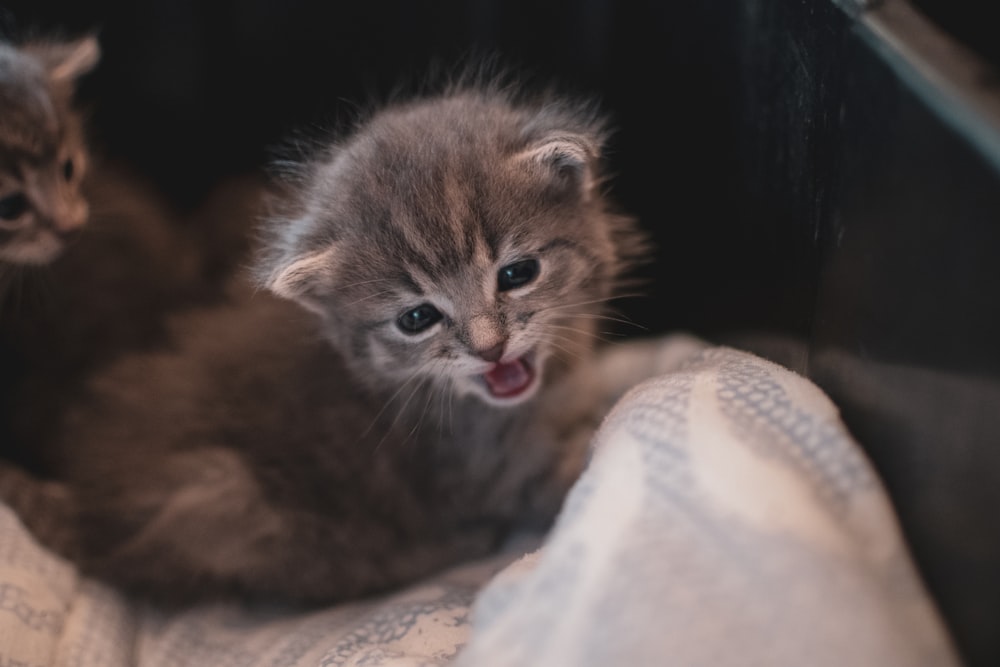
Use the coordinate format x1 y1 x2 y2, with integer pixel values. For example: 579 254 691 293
18 81 650 606
0 34 259 471
0 36 97 265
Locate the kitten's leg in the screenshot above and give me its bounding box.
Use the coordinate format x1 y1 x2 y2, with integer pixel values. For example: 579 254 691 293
76 447 496 605
0 462 78 557
523 333 708 519
587 332 709 406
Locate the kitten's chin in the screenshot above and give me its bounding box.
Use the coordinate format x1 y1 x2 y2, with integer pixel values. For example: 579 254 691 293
0 237 64 265
473 352 541 407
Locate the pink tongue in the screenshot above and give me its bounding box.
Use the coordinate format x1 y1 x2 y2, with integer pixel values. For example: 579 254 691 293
484 358 533 398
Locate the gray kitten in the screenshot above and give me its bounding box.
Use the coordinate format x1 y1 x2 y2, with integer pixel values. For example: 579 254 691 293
13 81 650 606
0 36 98 265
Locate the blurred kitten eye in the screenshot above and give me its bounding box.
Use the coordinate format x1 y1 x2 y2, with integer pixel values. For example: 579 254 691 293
397 303 443 334
0 193 29 221
498 258 540 292
62 159 75 181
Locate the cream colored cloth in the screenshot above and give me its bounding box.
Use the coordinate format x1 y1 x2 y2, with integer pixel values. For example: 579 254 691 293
1 504 519 666
0 341 960 666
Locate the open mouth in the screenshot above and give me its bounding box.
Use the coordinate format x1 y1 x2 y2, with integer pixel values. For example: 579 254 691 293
481 353 537 401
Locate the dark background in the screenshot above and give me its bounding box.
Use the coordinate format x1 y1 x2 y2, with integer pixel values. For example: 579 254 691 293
3 1 1000 665
1 0 755 337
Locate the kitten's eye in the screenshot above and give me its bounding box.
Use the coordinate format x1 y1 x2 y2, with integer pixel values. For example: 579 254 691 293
0 193 29 221
62 159 75 181
397 303 443 334
498 259 540 292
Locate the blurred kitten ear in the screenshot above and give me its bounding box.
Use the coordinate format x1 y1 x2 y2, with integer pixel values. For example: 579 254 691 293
263 243 339 314
517 135 599 198
29 35 101 84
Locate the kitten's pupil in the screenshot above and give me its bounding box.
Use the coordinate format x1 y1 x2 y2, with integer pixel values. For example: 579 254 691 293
63 159 75 181
0 193 29 221
398 303 443 334
498 259 540 292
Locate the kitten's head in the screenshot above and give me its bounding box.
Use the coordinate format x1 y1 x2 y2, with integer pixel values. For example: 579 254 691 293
259 86 643 407
0 36 99 265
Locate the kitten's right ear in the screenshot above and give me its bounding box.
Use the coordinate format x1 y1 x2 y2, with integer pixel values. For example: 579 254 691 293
28 35 101 84
262 242 340 315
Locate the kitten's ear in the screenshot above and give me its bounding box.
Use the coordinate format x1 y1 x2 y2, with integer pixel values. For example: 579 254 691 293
29 36 101 84
516 134 599 198
262 243 340 314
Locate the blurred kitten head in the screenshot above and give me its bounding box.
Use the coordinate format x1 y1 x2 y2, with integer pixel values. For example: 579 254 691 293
0 35 98 265
259 82 644 406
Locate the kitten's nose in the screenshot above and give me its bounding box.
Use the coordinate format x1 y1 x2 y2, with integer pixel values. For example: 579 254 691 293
477 342 506 363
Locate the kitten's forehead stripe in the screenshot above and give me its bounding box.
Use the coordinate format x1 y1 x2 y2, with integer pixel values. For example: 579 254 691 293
358 319 392 332
397 270 423 296
538 236 602 265
0 79 64 159
470 179 502 263
348 330 369 360
538 238 582 254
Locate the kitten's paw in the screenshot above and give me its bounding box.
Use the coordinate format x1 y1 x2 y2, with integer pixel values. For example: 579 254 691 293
646 332 711 376
591 332 709 401
0 463 76 555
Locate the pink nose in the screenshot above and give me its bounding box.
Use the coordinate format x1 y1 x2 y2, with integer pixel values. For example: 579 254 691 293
477 342 505 363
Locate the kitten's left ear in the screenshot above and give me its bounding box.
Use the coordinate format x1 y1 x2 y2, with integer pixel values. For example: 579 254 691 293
28 35 101 84
516 134 599 198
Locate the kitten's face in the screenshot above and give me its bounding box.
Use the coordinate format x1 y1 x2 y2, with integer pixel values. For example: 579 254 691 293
0 38 98 265
264 93 638 407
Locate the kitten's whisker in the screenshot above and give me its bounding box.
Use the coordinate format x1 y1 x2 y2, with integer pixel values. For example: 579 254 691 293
360 367 425 440
406 367 442 445
535 293 646 316
551 311 649 331
0 263 19 311
438 373 448 436
449 376 458 434
541 331 596 356
336 278 394 291
8 267 32 315
377 372 431 452
540 323 619 346
403 359 444 445
546 342 587 365
538 334 588 364
344 290 395 307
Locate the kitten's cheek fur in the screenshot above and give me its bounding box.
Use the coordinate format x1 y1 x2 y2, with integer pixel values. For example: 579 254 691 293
0 232 64 264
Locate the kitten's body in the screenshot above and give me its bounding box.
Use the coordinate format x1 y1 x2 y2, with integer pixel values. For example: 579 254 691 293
50 283 591 603
11 82 657 605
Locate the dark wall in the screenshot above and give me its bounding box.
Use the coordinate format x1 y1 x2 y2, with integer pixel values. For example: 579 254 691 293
811 22 1000 666
1 0 758 339
732 2 1000 666
912 0 1000 68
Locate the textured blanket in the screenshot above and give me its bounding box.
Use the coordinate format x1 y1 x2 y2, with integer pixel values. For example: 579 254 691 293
0 341 959 666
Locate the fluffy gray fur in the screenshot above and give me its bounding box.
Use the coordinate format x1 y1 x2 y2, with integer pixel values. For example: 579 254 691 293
13 82 647 606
